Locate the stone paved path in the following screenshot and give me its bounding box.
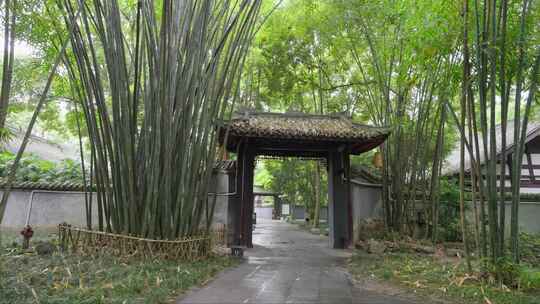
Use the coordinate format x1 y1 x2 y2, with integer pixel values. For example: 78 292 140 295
177 220 418 304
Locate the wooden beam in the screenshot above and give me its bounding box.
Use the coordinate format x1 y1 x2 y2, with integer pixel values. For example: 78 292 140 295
521 164 540 170
471 175 540 180
526 151 536 181
507 154 513 182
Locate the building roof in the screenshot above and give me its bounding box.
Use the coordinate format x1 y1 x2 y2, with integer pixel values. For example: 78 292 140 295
0 179 87 191
4 126 80 162
350 165 382 184
219 111 390 155
443 120 540 175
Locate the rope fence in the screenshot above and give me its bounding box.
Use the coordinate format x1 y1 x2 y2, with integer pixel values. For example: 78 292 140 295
58 223 228 260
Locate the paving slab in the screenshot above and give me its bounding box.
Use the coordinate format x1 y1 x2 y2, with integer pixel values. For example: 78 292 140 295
177 219 418 304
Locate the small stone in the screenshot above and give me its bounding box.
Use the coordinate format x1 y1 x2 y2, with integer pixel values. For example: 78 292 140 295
446 248 463 258
367 239 386 254
434 245 446 258
34 241 56 255
354 240 368 251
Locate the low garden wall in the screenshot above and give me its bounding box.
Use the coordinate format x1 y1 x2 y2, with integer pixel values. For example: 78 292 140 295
468 201 540 234
0 190 98 229
255 206 273 219
1 167 234 231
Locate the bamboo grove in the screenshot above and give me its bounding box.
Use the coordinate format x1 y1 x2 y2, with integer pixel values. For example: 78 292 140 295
457 0 540 264
333 0 463 238
57 0 261 239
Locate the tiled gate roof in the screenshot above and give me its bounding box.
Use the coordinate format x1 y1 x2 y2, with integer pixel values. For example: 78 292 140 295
223 111 389 141
219 111 390 155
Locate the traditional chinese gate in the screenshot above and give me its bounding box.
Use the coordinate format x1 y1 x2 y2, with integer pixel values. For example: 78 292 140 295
219 111 389 249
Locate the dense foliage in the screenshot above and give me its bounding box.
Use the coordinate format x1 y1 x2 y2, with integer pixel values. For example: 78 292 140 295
246 0 463 231
255 159 327 220
0 151 83 184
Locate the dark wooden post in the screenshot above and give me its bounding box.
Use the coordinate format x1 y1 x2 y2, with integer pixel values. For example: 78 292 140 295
229 143 256 247
228 145 244 246
274 195 282 219
344 150 353 246
240 146 256 248
327 150 350 248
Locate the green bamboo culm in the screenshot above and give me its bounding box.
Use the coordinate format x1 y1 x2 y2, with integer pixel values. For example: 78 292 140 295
457 0 540 267
58 0 261 239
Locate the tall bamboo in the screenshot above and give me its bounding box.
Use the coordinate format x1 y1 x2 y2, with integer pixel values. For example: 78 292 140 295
0 0 16 131
460 0 472 271
497 0 509 258
464 0 539 265
58 0 261 239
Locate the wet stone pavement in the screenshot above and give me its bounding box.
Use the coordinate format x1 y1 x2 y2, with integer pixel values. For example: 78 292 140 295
177 220 418 304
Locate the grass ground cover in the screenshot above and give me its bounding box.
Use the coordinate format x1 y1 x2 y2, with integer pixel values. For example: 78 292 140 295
0 231 238 304
349 246 540 304
1 227 57 245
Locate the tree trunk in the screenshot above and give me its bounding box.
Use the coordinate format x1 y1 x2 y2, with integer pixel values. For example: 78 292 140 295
430 105 446 243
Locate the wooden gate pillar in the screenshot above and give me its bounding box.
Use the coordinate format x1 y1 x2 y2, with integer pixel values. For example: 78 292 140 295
328 150 351 248
236 144 256 248
228 148 243 246
273 196 282 219
228 142 255 247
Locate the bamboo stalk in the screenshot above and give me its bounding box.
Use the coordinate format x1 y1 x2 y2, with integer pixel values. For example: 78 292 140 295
58 0 261 239
460 0 472 272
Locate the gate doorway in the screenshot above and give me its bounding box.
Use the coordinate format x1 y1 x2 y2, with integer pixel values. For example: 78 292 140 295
218 111 389 249
253 184 282 220
253 157 327 227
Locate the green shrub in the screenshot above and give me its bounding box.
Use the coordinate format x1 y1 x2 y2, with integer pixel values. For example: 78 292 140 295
488 258 522 287
519 267 540 291
520 233 540 264
435 178 463 242
484 258 540 291
0 151 85 184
